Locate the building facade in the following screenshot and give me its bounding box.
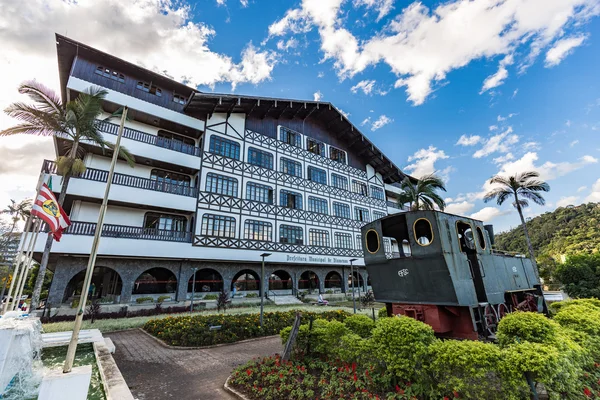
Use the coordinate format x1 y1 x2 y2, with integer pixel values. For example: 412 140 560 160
31 35 407 306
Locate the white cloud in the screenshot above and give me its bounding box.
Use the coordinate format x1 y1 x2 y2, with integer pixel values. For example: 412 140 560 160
489 125 498 131
317 71 325 78
445 201 475 215
577 186 587 192
470 207 512 222
353 0 395 22
404 146 449 178
361 117 371 126
240 0 249 7
497 113 517 122
456 134 482 146
585 178 600 202
570 140 579 147
523 141 541 150
493 153 514 164
277 38 299 51
313 90 323 101
351 80 376 95
473 127 519 158
545 35 587 67
370 114 393 131
512 88 519 98
481 54 513 93
565 120 572 127
556 196 579 207
267 0 599 105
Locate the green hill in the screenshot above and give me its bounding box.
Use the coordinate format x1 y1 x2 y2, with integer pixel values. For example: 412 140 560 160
494 202 600 258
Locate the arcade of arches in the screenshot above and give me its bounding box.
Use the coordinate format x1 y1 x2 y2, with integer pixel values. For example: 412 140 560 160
47 257 371 305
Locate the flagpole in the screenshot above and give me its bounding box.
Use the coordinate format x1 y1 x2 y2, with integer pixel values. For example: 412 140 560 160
63 106 128 374
11 219 41 311
2 217 33 314
13 220 42 311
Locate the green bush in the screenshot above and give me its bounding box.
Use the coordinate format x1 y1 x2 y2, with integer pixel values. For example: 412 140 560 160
310 319 350 355
378 306 388 318
369 316 435 384
496 311 559 347
429 340 521 400
203 294 218 300
135 297 154 304
335 333 372 365
344 314 375 338
157 295 171 304
549 298 600 314
245 293 258 298
554 303 600 336
145 309 350 347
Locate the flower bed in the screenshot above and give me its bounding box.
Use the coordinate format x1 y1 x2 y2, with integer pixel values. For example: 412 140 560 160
143 309 350 347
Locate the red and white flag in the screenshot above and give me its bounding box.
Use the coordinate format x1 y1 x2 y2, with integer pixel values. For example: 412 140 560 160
32 183 71 241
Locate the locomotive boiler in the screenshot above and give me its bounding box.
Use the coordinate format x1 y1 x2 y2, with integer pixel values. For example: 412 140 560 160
361 210 547 340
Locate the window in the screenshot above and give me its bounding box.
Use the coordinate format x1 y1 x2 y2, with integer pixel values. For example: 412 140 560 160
307 166 327 184
209 135 240 160
333 202 351 219
371 186 385 200
244 220 272 241
144 213 187 232
331 173 349 191
95 66 125 83
246 182 274 204
309 229 330 247
355 207 370 223
280 157 302 177
356 234 362 250
456 221 474 252
383 238 392 253
136 81 162 96
201 214 236 238
306 137 325 156
352 180 368 196
414 218 434 246
334 232 353 249
280 225 303 245
308 196 328 214
280 189 303 210
330 146 347 164
373 211 386 220
157 130 196 154
206 173 238 197
173 93 187 105
476 226 487 250
151 169 191 187
248 147 274 169
280 127 302 148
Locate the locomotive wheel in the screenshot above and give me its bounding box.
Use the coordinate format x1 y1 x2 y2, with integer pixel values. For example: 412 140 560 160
484 304 499 336
497 303 510 320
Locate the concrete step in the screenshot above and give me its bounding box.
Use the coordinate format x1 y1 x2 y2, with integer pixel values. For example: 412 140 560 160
270 295 303 305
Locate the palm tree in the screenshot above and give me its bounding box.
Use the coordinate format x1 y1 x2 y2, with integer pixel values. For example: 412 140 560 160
0 80 134 310
0 199 32 301
396 174 447 211
483 171 550 278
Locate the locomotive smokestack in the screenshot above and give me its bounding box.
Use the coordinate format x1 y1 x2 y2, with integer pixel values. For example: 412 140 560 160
484 224 495 246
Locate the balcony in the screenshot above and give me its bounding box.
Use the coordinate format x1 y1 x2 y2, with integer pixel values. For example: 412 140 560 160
387 201 404 215
42 160 197 211
64 221 192 243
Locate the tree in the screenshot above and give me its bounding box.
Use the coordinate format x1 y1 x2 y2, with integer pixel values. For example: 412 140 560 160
396 174 447 211
0 80 134 310
554 253 600 298
483 171 550 278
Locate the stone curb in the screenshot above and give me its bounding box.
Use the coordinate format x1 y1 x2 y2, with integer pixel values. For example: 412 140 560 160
136 328 280 350
224 375 252 400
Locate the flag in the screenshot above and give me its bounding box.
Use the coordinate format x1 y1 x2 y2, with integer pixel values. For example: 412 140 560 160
32 183 71 241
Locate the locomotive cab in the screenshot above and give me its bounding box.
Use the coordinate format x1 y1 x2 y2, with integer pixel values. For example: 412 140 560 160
362 210 546 340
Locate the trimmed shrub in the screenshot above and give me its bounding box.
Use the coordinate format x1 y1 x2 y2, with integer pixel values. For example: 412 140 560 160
496 311 559 347
344 314 376 338
135 297 153 304
335 333 372 365
245 293 258 298
549 298 600 314
554 303 600 336
378 306 388 318
157 295 171 304
203 294 218 300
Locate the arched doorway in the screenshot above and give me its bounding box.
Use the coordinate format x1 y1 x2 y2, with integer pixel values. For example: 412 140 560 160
232 269 260 291
348 271 364 292
62 267 123 304
269 270 292 290
188 268 223 293
133 268 177 295
324 271 342 289
298 271 319 292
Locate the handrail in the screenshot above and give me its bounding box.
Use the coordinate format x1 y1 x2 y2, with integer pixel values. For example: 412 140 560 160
95 119 201 157
387 201 403 209
63 221 192 242
42 160 198 197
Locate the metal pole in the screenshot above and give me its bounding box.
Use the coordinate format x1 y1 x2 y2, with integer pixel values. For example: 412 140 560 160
351 261 356 314
63 106 128 374
13 221 42 311
260 256 265 329
190 267 197 312
11 220 41 311
2 218 32 314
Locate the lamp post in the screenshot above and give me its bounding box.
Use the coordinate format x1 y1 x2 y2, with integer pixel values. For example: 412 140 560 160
349 258 358 313
259 253 271 329
190 267 197 312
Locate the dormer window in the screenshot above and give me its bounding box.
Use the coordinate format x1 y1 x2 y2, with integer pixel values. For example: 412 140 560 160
173 93 187 105
95 66 125 83
280 127 302 148
306 137 325 156
137 81 162 96
330 146 347 164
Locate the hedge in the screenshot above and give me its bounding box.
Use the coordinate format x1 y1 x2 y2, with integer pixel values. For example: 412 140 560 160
143 309 350 347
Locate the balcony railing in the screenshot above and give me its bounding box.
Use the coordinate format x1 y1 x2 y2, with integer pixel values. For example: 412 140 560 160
95 119 201 157
42 160 198 197
64 221 192 242
387 201 403 210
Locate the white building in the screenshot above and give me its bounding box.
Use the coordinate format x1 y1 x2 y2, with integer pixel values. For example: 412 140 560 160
31 35 407 306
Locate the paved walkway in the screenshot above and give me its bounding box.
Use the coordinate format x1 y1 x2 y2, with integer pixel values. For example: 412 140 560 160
107 329 282 400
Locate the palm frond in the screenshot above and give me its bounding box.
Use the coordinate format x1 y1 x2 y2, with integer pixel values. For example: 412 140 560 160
3 102 65 134
18 81 63 114
519 190 546 206
520 180 550 192
0 123 59 137
489 175 511 187
513 199 529 208
101 142 136 167
483 188 512 205
74 88 107 125
515 171 540 183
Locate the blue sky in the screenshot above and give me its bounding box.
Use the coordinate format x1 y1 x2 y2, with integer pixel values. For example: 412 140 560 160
1 0 599 232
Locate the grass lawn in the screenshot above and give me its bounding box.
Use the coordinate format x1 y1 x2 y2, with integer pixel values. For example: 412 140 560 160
41 303 375 334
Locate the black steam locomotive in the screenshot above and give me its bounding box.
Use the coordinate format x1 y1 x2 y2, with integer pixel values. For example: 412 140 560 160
361 210 547 339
